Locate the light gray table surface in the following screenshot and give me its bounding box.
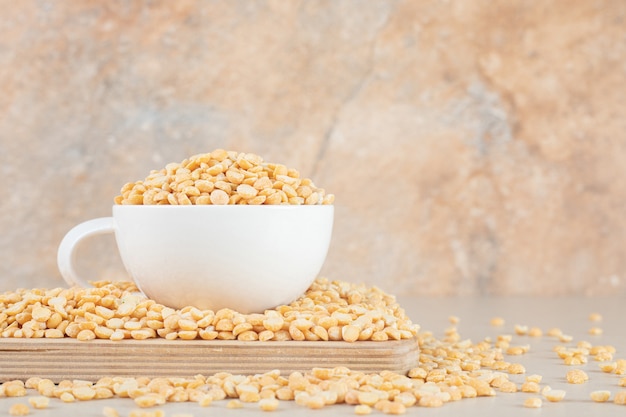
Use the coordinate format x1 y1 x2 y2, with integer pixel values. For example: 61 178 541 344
1 296 625 416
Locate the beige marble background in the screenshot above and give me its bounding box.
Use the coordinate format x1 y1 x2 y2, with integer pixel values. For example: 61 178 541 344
1 0 625 297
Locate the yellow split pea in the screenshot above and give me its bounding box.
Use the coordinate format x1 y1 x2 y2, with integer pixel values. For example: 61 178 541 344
566 369 588 384
523 397 542 408
0 278 419 343
115 150 334 206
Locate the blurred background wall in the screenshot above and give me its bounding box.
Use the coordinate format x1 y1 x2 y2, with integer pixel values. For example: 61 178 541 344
1 0 625 296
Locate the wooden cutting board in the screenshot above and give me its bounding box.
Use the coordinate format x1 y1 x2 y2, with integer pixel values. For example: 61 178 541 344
0 337 419 383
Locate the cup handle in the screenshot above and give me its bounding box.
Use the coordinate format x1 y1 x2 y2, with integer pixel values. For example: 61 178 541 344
57 217 116 288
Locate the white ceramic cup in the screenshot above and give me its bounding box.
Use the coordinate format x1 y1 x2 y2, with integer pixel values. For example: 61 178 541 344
57 205 334 313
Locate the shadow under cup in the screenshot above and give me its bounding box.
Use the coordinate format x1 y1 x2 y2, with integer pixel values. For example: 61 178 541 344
57 205 334 313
